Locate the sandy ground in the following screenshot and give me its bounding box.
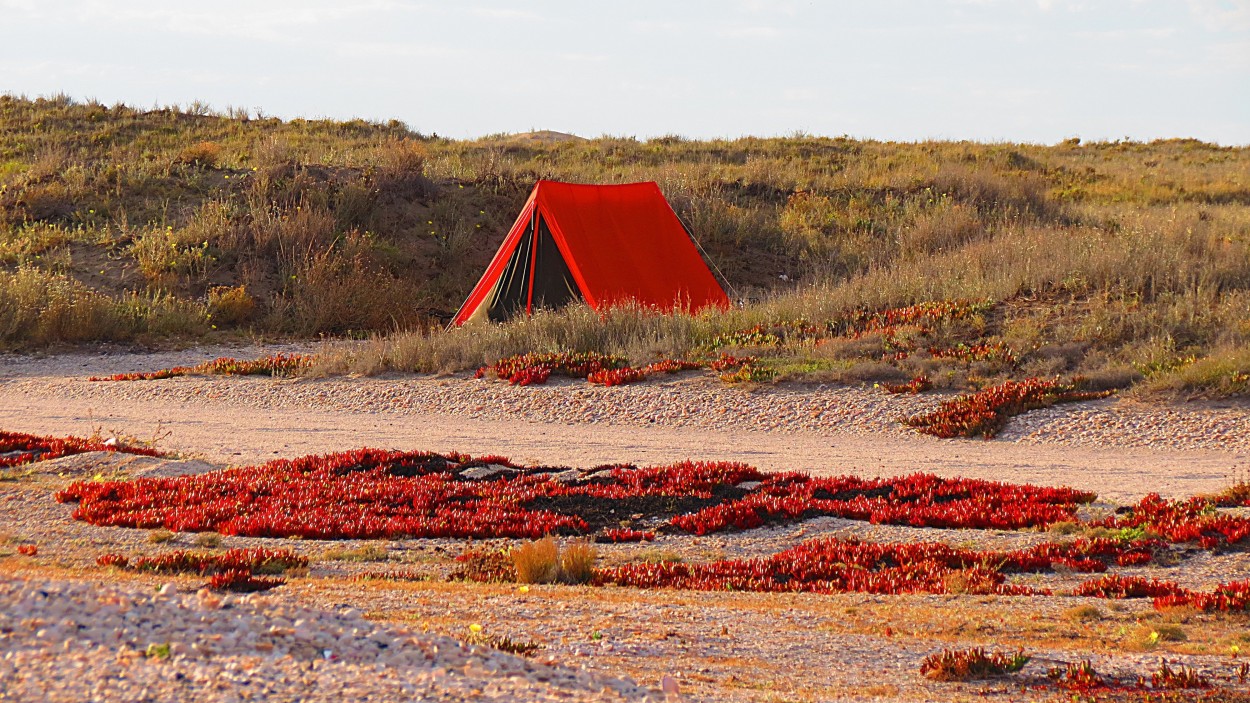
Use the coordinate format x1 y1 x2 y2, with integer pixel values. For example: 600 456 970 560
1 346 1247 502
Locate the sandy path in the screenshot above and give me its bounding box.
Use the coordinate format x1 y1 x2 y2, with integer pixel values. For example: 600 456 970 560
2 369 1244 503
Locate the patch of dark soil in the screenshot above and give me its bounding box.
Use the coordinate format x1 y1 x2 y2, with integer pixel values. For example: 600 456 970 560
384 455 452 477
523 492 744 532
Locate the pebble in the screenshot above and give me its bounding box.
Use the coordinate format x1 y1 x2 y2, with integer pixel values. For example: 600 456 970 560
0 577 657 702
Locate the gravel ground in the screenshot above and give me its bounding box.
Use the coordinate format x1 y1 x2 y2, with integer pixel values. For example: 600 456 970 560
0 576 656 702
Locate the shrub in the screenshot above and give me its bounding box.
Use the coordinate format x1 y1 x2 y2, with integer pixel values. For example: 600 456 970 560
0 267 210 347
176 141 222 168
207 285 255 326
129 226 211 289
900 201 984 253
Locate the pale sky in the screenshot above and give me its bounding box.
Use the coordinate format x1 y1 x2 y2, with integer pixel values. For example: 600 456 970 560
2 0 1248 144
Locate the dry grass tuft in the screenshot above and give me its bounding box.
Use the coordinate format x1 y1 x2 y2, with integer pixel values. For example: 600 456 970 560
512 537 560 584
147 529 175 544
558 539 598 585
193 533 223 549
1064 604 1104 622
322 544 389 562
510 537 598 585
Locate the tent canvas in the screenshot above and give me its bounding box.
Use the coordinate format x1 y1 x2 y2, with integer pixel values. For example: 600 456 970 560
452 180 729 325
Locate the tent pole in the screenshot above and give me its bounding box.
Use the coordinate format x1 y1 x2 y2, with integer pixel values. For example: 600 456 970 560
525 208 539 315
676 213 739 304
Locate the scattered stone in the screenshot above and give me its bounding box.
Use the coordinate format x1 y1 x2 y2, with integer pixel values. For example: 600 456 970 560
0 576 657 702
550 469 585 485
459 464 519 481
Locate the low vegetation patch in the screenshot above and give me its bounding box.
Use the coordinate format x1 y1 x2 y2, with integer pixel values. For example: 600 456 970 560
55 449 1101 540
904 377 1114 438
0 429 162 468
95 547 307 575
95 547 307 592
90 353 312 382
919 647 1029 681
1048 659 1103 691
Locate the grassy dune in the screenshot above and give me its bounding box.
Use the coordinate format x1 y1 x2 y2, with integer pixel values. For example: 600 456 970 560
2 94 1247 396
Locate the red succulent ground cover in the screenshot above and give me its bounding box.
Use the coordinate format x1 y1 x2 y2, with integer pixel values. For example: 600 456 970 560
475 352 628 385
481 352 708 387
587 367 649 386
1153 581 1250 613
0 429 162 468
463 302 1118 439
843 300 993 338
43 435 1250 605
473 301 1005 390
642 359 704 375
1043 660 1240 696
1215 482 1250 508
208 569 286 593
919 647 1029 681
1092 493 1250 548
881 375 933 394
1074 574 1250 613
95 547 305 592
57 451 1100 541
1044 660 1244 696
706 354 756 372
1152 662 1212 690
598 528 655 543
89 354 314 382
905 378 1115 439
594 534 1174 596
710 320 823 348
1049 660 1103 691
670 471 1095 534
94 547 307 575
351 569 430 582
926 342 1017 365
1074 574 1188 599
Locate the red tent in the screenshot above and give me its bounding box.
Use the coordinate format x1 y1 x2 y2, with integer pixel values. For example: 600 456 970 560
452 181 729 325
